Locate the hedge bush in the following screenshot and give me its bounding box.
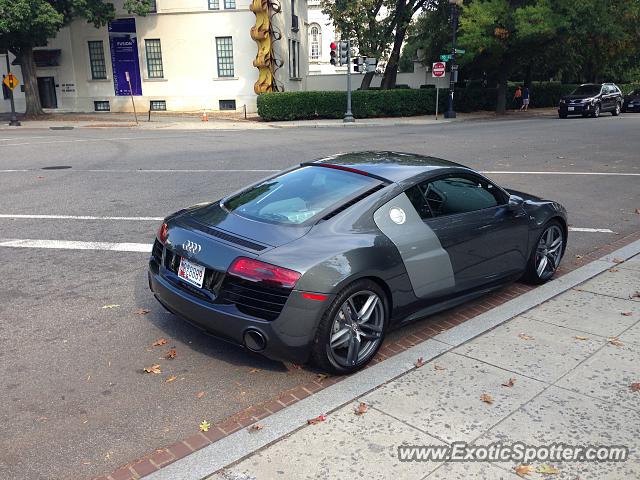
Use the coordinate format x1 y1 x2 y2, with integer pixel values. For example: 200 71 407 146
257 81 637 121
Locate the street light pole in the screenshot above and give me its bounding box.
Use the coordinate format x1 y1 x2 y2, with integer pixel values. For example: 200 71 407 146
344 39 355 123
4 53 21 127
444 0 459 119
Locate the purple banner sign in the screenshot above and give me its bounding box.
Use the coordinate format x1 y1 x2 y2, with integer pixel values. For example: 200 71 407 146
108 18 142 96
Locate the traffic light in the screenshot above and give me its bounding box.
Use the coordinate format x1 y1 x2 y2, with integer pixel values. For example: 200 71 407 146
353 56 364 73
330 42 338 66
338 41 349 66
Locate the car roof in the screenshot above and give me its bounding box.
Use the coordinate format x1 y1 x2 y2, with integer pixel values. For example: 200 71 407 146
310 151 468 183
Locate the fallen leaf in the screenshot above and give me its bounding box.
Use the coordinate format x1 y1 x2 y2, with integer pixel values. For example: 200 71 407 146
575 255 583 259
165 348 177 359
143 364 161 374
502 378 515 388
249 368 260 373
248 423 264 432
165 375 177 383
621 311 633 317
196 391 206 399
518 333 534 341
514 464 534 477
101 304 120 309
574 335 589 341
608 337 624 347
536 464 559 475
480 393 494 405
434 364 446 371
289 364 302 370
152 338 167 347
415 357 426 368
134 308 151 315
354 402 368 416
307 414 327 425
316 373 329 382
608 268 619 273
199 420 210 432
630 382 640 392
612 257 624 263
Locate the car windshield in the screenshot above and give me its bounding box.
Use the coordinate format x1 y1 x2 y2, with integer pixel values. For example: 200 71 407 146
223 166 379 225
572 85 602 96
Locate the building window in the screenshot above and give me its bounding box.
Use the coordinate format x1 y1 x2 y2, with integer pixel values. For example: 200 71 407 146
149 0 157 12
94 101 110 111
216 37 235 77
208 0 219 9
145 39 164 79
88 41 107 80
219 99 236 110
289 39 300 78
224 0 236 8
309 25 321 61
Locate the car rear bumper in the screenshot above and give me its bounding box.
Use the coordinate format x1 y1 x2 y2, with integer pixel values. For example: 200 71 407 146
623 103 640 112
148 263 332 364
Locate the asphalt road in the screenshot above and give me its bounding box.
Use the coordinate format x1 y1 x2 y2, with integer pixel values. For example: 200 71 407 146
1 114 639 480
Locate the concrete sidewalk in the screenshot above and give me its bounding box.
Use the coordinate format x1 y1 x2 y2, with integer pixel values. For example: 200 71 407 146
203 256 640 480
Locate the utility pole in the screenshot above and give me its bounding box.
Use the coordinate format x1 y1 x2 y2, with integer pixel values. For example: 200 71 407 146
4 53 21 127
344 39 354 123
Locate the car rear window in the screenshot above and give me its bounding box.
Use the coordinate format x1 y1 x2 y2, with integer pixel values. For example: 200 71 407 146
223 166 380 225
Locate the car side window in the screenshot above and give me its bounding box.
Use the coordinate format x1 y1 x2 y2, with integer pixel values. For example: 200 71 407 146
407 174 505 219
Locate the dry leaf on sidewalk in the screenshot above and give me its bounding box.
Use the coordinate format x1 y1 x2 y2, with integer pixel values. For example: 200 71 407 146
434 364 446 371
248 423 264 432
575 255 583 259
608 268 619 273
514 464 534 477
536 464 559 475
354 402 368 416
249 368 260 373
199 421 210 432
518 333 534 341
574 335 589 341
196 391 206 399
101 304 120 309
480 393 494 404
415 357 426 368
134 308 151 315
608 337 624 347
612 257 624 263
289 364 302 370
621 311 633 317
143 364 161 374
152 338 167 347
165 375 177 383
165 348 177 359
316 373 329 382
307 414 327 425
502 378 515 388
630 383 640 392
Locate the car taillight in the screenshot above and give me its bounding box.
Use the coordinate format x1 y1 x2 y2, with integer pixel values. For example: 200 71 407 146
228 257 301 289
158 222 168 245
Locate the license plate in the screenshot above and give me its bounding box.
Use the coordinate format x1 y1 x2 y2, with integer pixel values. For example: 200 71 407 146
568 107 574 111
178 257 206 289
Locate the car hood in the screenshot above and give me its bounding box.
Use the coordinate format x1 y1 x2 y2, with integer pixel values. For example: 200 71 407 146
173 202 312 249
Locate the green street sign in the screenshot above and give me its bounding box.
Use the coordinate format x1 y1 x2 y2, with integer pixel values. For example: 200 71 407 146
440 54 453 62
455 49 466 55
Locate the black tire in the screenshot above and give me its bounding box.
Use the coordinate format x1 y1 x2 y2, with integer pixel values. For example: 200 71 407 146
612 102 621 116
559 113 567 119
523 220 565 285
591 103 601 118
311 279 388 374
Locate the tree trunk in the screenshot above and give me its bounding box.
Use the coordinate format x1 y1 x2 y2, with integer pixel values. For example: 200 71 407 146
360 71 375 90
496 68 508 115
380 23 408 89
16 47 44 116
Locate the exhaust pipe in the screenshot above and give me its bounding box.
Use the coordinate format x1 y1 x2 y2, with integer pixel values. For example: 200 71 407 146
243 329 267 352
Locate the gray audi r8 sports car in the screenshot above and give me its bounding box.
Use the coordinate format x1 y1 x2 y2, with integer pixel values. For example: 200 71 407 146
149 152 568 373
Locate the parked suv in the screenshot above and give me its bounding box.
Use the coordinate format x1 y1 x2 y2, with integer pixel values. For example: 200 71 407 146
558 83 623 118
622 89 640 113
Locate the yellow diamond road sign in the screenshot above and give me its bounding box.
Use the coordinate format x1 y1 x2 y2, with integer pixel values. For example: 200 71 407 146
3 72 19 90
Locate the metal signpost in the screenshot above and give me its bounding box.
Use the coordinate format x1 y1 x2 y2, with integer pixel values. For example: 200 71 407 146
432 62 446 120
124 71 139 125
3 53 21 126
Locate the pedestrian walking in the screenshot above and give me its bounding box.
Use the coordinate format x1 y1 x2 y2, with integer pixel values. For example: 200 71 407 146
513 85 522 110
520 85 530 111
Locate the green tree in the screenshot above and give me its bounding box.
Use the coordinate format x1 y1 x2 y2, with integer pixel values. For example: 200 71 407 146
0 0 152 116
458 0 565 113
400 1 451 73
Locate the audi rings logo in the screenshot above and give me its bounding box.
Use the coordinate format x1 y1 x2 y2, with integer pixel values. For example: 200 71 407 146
182 240 202 255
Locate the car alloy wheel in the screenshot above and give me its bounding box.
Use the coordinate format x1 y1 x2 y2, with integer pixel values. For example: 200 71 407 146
534 224 563 281
592 104 600 118
613 103 621 116
329 290 385 368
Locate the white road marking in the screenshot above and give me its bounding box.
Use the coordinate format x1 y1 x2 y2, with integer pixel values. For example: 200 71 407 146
0 214 164 221
0 239 152 253
569 227 615 233
483 171 640 177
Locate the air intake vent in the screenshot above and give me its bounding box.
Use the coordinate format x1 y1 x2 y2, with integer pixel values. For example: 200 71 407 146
182 217 267 251
321 184 386 221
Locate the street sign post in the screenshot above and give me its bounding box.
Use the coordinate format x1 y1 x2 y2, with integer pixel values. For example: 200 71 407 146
124 71 138 125
3 54 20 126
432 62 446 78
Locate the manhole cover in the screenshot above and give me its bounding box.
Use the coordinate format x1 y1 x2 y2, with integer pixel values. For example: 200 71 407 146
41 166 72 170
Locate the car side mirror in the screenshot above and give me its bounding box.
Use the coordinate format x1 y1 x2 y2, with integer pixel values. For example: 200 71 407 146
508 195 524 211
